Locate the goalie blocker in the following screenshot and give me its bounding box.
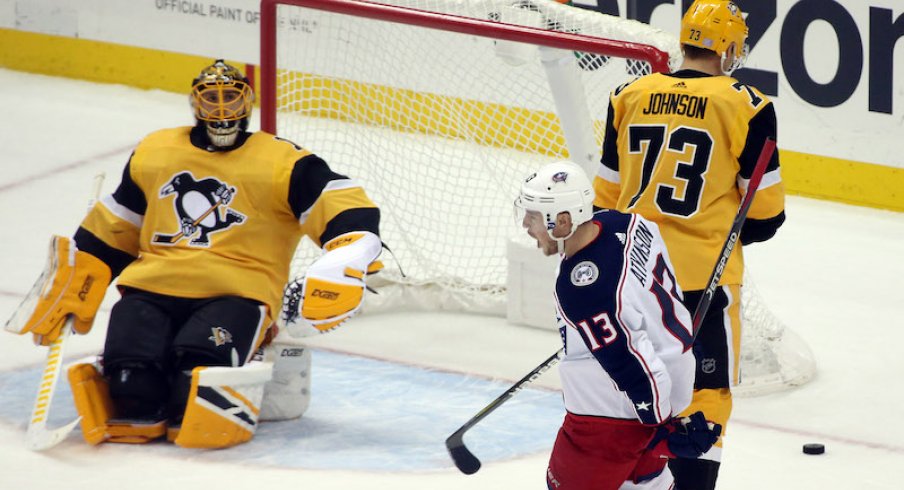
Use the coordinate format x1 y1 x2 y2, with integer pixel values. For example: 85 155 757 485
5 235 111 345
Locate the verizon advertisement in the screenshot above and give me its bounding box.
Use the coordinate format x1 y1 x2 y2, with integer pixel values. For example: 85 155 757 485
2 0 902 167
574 0 904 168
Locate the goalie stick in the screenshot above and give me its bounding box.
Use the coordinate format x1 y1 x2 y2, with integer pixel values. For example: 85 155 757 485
25 325 82 450
445 138 777 475
24 172 106 451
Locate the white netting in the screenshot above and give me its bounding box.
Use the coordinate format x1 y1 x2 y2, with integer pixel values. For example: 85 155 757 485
267 0 815 395
735 272 817 397
274 0 677 307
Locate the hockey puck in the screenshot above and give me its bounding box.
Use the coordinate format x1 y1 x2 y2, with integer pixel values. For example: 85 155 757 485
802 443 825 455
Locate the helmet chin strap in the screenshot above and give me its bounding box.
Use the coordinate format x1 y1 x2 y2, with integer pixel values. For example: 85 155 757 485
548 224 576 256
720 43 746 75
720 52 735 75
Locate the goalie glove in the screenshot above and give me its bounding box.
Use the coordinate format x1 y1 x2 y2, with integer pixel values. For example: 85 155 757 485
647 411 722 460
5 235 112 346
278 231 382 337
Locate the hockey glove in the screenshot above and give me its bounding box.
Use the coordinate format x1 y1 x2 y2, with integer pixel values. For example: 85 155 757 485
647 411 722 459
5 235 111 346
278 231 382 337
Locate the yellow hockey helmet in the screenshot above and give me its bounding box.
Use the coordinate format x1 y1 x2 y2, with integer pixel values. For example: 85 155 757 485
189 60 254 147
680 0 748 72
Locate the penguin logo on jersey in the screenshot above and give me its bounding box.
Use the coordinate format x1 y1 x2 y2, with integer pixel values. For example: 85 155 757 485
571 261 599 286
209 326 233 347
152 171 246 247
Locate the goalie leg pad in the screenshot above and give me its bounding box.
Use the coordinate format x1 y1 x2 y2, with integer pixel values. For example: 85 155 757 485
6 235 111 345
260 343 312 421
68 358 167 445
104 420 167 444
68 358 114 445
174 362 273 449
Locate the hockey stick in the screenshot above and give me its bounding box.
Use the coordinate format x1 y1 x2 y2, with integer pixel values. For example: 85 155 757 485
691 138 776 340
25 172 106 451
25 324 81 450
444 138 776 474
445 348 563 474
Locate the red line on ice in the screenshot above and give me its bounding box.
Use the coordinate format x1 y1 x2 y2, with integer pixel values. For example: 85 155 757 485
0 144 133 194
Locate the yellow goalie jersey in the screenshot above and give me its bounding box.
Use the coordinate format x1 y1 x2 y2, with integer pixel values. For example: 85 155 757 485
74 127 380 316
593 71 785 290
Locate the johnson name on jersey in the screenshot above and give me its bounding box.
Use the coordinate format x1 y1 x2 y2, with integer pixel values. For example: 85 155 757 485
593 71 785 290
555 210 695 425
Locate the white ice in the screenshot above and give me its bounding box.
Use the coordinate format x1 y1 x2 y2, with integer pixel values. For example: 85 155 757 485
1 68 903 489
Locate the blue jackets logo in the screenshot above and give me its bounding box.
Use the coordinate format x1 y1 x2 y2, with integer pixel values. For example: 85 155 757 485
570 261 599 286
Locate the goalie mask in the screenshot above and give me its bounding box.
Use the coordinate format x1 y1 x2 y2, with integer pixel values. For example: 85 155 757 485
515 161 594 246
681 0 749 74
190 60 254 148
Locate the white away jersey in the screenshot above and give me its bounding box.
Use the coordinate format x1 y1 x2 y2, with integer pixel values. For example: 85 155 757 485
555 210 695 425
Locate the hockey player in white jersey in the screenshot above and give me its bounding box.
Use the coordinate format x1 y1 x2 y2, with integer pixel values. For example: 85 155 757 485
515 161 722 490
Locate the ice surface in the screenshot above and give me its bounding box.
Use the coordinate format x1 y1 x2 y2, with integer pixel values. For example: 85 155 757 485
1 68 902 489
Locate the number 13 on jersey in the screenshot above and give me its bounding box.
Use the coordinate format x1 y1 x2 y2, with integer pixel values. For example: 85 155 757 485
575 312 619 351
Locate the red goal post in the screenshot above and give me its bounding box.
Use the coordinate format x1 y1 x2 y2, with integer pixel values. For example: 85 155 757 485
260 0 671 134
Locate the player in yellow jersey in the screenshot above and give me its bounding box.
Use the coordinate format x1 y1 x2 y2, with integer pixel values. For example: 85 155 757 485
8 60 382 448
592 2 785 488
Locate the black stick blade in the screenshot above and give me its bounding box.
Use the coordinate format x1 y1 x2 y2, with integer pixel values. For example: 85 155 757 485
445 433 482 475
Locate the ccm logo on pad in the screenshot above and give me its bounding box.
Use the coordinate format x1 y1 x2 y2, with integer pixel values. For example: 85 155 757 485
312 289 339 300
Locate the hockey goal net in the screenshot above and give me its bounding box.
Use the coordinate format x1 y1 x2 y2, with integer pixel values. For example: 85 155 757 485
260 0 815 396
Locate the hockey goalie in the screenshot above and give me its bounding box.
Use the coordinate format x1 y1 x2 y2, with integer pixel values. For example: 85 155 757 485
5 59 382 449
